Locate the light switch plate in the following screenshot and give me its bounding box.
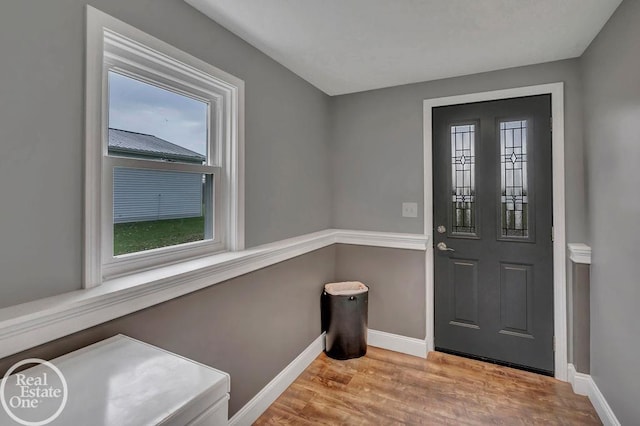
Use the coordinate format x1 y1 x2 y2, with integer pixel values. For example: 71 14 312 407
402 202 418 218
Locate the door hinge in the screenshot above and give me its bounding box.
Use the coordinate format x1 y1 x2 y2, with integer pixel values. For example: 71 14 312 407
553 336 556 352
551 226 554 242
550 116 553 133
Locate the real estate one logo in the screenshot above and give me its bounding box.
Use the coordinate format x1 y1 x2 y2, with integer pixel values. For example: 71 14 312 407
1 358 68 426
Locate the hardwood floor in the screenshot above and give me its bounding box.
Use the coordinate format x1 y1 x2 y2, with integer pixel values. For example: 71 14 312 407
255 347 600 425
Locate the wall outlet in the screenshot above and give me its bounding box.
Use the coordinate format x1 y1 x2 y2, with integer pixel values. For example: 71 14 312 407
402 202 418 218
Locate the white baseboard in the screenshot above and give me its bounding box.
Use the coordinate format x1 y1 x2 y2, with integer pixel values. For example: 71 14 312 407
567 363 621 426
567 364 590 396
367 329 427 358
586 377 621 426
228 334 324 426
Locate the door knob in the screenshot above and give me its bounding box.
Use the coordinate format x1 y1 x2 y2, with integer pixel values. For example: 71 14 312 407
436 242 455 252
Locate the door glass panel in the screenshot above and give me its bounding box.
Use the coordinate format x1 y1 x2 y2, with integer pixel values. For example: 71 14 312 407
450 124 476 236
500 120 529 238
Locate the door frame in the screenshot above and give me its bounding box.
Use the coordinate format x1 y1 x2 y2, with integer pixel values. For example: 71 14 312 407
423 83 567 381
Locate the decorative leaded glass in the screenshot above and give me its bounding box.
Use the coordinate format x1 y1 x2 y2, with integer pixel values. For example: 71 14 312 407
500 120 529 237
451 124 476 235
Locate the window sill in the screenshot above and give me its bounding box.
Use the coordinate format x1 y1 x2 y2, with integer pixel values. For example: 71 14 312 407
0 229 428 359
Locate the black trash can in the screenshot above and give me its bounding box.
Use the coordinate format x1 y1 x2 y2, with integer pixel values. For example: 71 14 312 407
321 281 369 360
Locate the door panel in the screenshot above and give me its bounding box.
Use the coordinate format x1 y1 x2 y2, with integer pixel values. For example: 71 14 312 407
433 95 554 374
499 263 534 337
450 258 479 327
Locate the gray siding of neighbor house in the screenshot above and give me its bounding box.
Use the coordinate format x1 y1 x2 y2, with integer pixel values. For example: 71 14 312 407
113 168 203 223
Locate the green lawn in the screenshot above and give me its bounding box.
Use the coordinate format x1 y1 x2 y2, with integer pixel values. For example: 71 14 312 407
114 216 205 256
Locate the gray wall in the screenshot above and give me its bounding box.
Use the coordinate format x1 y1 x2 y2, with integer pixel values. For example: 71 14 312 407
330 59 587 248
334 244 425 339
0 0 332 307
581 0 640 423
571 262 590 374
0 247 335 417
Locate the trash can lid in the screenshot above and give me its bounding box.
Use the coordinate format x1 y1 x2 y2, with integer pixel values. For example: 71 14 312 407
324 281 368 295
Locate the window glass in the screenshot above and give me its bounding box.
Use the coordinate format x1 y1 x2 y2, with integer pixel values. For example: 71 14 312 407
500 120 529 238
108 71 208 164
113 168 213 256
451 123 477 236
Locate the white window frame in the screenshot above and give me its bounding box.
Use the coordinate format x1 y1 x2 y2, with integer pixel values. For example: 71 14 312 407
84 6 244 287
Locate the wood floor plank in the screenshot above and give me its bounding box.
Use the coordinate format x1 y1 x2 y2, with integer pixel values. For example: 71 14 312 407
254 348 601 425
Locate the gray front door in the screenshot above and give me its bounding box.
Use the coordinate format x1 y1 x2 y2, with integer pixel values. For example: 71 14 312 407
433 95 554 375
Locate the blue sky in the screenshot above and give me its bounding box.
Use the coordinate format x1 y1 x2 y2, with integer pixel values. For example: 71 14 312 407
108 71 208 156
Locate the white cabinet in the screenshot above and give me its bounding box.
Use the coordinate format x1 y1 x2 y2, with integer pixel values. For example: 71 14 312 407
1 335 230 425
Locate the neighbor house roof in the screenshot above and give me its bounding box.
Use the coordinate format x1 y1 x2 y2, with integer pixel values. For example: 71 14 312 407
108 128 205 164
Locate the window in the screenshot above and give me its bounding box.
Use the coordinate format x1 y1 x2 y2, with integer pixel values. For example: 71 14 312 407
450 123 478 237
85 7 244 286
499 120 529 239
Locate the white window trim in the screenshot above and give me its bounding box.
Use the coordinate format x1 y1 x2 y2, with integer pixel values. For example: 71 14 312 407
85 6 244 288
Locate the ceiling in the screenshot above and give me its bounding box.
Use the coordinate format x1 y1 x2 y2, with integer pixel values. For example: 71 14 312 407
186 0 622 96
